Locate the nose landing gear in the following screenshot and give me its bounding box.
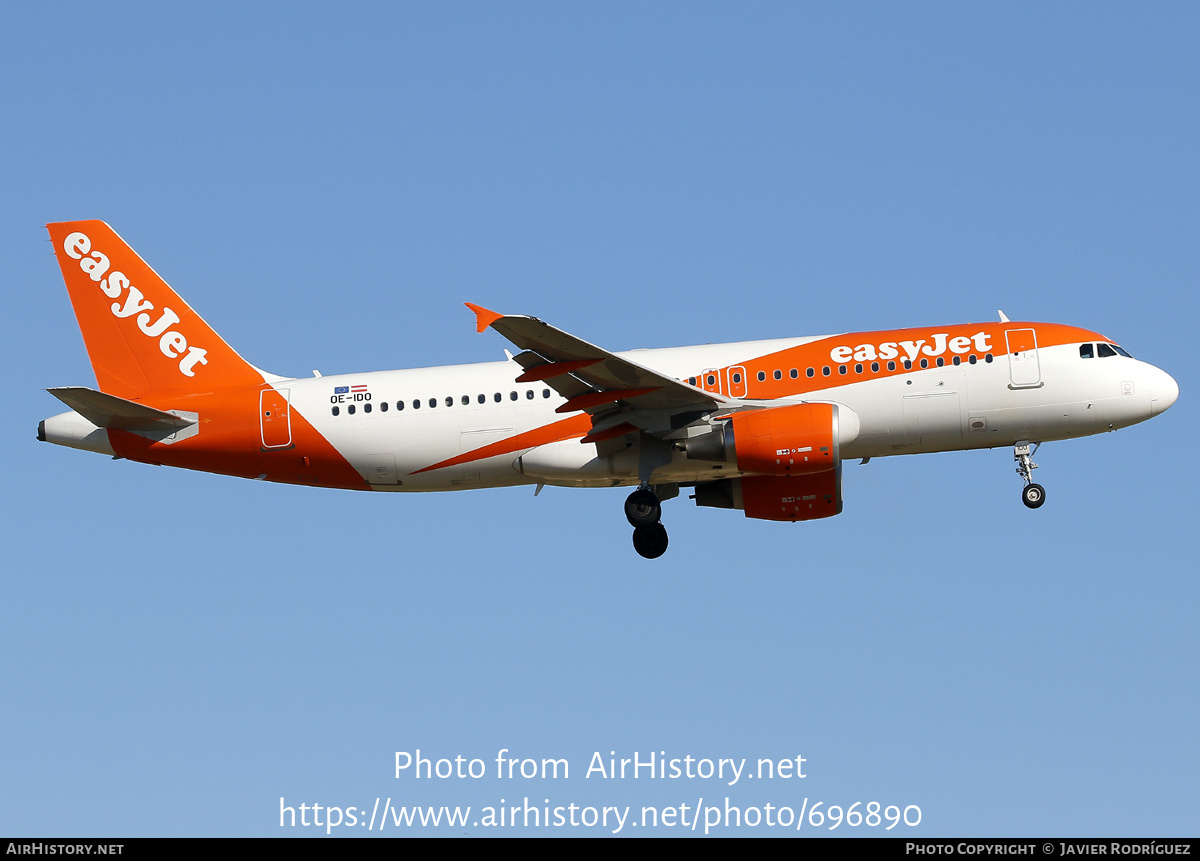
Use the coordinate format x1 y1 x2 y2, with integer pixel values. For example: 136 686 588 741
1021 483 1046 508
1014 441 1045 509
626 486 669 558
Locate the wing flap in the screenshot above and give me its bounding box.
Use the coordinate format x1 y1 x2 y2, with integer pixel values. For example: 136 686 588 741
511 350 593 400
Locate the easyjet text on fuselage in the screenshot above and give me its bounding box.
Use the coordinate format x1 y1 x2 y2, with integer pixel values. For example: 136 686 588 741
827 331 993 364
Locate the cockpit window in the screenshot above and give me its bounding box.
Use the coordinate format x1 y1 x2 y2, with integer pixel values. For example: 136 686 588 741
1079 344 1094 359
1112 345 1133 358
1097 343 1118 358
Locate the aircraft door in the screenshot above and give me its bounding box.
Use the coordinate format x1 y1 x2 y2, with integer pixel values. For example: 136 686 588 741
700 369 722 395
260 388 292 449
728 366 748 398
1005 328 1042 388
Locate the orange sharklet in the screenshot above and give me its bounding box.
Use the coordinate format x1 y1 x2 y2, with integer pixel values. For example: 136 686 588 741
464 303 505 334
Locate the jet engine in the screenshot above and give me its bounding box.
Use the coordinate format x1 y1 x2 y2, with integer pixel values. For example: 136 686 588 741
687 402 856 521
694 471 841 522
682 402 858 475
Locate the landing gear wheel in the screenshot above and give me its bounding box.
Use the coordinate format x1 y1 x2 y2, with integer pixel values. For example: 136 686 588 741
1022 483 1046 509
632 523 669 559
624 488 661 527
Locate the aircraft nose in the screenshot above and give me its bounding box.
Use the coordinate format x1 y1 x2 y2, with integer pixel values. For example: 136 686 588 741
1150 367 1179 416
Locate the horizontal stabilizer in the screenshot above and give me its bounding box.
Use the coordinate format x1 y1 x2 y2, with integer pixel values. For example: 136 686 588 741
46 387 195 432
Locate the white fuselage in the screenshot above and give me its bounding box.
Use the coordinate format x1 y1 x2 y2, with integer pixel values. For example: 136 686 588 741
286 336 1175 491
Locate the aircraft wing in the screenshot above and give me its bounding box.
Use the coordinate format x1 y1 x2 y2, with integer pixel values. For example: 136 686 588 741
466 304 733 430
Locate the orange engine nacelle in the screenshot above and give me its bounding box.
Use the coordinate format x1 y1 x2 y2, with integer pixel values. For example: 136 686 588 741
693 471 842 522
687 402 851 522
683 402 852 476
728 402 837 475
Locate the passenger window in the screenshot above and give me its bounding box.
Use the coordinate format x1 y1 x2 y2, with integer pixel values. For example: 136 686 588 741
903 360 912 370
838 365 847 375
887 361 896 371
397 401 405 411
790 369 798 379
445 396 453 407
936 357 944 367
706 375 716 386
478 394 486 404
364 402 372 413
855 363 863 374
510 391 518 401
494 393 501 403
968 355 977 365
871 362 879 372
985 353 994 363
1097 344 1117 358
920 359 928 369
526 390 534 399
380 401 388 412
757 371 766 382
429 398 437 408
822 366 831 376
348 404 356 415
543 389 550 398
952 356 960 366
731 372 742 384
331 406 339 416
689 377 697 386
806 368 815 378
413 399 420 409
462 395 470 405
773 369 782 380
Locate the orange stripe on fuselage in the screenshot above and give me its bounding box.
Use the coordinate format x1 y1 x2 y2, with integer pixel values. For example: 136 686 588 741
694 322 1104 398
411 413 592 475
107 385 367 490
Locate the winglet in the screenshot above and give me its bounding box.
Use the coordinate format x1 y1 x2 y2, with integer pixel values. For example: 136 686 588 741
465 303 505 334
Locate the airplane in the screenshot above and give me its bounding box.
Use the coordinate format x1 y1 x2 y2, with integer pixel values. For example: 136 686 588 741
39 220 1179 558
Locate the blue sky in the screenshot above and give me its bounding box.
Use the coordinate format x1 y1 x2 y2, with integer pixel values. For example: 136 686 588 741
2 2 1197 837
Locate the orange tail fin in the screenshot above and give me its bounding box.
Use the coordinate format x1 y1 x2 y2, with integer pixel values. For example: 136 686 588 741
47 220 266 399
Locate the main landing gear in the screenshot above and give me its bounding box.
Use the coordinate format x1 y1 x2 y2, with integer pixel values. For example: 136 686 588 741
626 486 668 559
1014 441 1045 510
